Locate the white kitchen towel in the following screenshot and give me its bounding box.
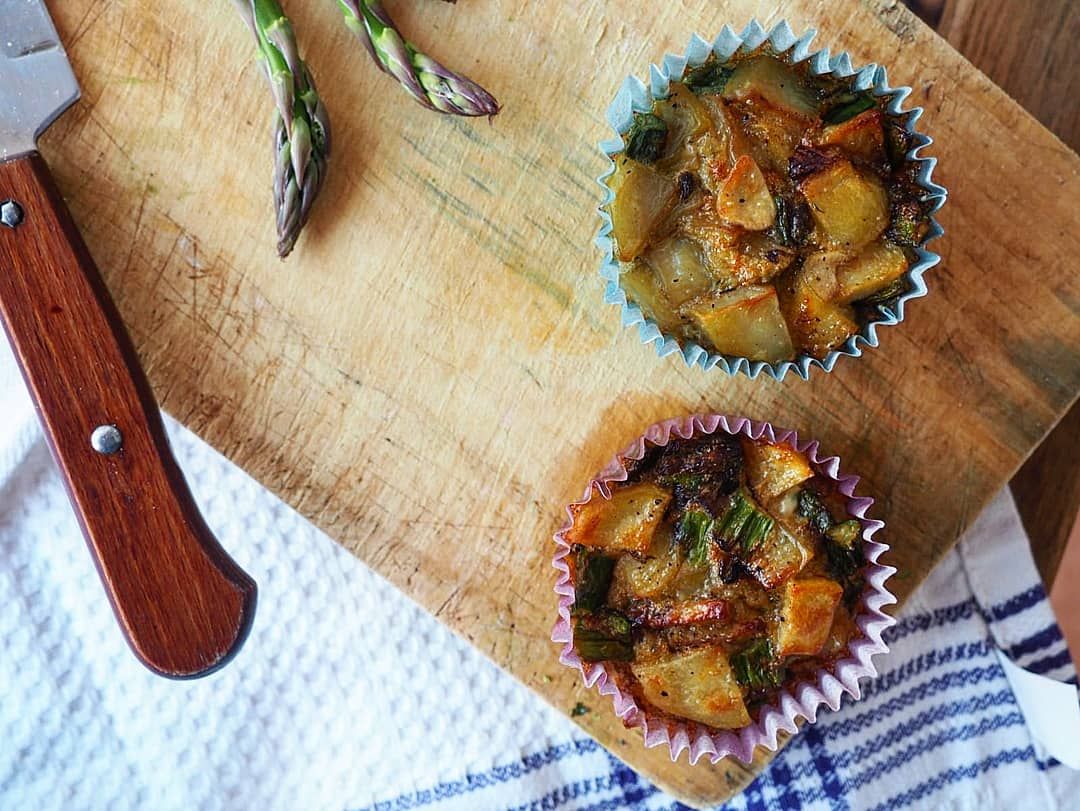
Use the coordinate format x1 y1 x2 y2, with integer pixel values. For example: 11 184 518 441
0 337 1077 810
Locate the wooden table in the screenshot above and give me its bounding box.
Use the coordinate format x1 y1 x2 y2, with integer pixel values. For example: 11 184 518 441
34 0 1080 806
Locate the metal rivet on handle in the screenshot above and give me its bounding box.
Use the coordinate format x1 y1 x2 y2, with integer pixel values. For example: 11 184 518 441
0 200 23 229
91 424 123 455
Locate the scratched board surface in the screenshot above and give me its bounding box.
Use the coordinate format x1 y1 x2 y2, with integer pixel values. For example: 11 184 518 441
40 0 1079 805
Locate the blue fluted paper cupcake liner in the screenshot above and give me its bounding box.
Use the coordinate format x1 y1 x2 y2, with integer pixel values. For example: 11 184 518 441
596 19 947 380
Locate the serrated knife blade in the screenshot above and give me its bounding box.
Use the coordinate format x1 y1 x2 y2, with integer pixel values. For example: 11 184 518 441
0 0 79 160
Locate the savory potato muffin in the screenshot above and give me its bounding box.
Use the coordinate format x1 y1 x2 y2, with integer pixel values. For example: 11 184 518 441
605 49 932 362
565 431 865 730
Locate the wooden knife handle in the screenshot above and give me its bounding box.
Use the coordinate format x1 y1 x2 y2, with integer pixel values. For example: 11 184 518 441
0 153 256 678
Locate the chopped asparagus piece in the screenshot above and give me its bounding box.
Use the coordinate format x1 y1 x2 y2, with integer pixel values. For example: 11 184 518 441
730 638 783 692
823 93 876 126
862 277 908 304
625 112 668 164
574 610 634 662
715 491 753 543
887 199 928 247
822 519 865 607
683 61 734 95
573 548 615 613
885 118 913 165
716 491 774 553
826 519 861 549
796 489 832 535
677 508 714 567
773 195 813 248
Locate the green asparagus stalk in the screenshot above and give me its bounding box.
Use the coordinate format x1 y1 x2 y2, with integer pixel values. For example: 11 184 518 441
336 0 500 117
234 0 331 257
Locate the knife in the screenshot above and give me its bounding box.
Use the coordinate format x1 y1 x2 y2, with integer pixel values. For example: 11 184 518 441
0 0 256 678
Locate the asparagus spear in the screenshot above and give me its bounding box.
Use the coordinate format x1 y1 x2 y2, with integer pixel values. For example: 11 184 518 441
716 490 774 553
574 610 633 662
731 638 783 692
234 0 331 257
336 0 500 116
573 548 615 613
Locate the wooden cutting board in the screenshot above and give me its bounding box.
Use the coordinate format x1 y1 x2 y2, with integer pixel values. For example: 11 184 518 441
40 0 1079 805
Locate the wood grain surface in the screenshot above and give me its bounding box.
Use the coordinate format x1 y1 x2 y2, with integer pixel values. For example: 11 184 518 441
0 155 256 678
922 0 1080 586
37 0 1080 805
908 0 1080 588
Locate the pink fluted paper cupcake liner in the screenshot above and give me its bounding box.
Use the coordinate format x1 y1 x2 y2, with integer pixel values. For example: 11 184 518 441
551 414 896 764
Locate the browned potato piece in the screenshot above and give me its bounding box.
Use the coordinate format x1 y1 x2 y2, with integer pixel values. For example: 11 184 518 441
836 241 909 303
799 251 846 299
741 438 814 504
654 83 714 173
611 524 683 599
729 97 808 173
683 285 795 362
814 109 886 165
645 237 715 307
776 577 844 656
620 262 683 334
607 157 677 261
745 520 815 588
631 646 751 728
799 160 889 251
696 95 755 185
565 482 672 555
716 156 776 231
722 56 819 119
781 263 859 358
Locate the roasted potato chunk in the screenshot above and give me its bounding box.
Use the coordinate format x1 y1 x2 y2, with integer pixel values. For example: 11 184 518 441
799 160 889 251
632 646 751 728
729 98 808 173
780 263 859 359
683 284 795 362
745 524 815 589
654 83 714 173
716 156 776 231
619 262 682 334
722 56 819 119
741 439 814 504
835 241 909 303
645 237 715 307
565 482 672 555
607 157 677 261
611 524 683 599
776 578 844 656
814 109 886 165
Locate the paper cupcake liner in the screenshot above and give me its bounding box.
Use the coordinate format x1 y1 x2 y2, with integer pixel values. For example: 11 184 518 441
596 20 948 380
551 414 896 764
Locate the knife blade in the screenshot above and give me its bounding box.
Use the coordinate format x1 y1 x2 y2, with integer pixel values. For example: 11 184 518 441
0 0 78 160
0 0 257 678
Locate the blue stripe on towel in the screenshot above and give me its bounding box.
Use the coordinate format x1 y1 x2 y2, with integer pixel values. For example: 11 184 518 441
354 739 601 811
865 746 1036 811
989 586 1046 621
1024 648 1072 676
1007 624 1065 660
